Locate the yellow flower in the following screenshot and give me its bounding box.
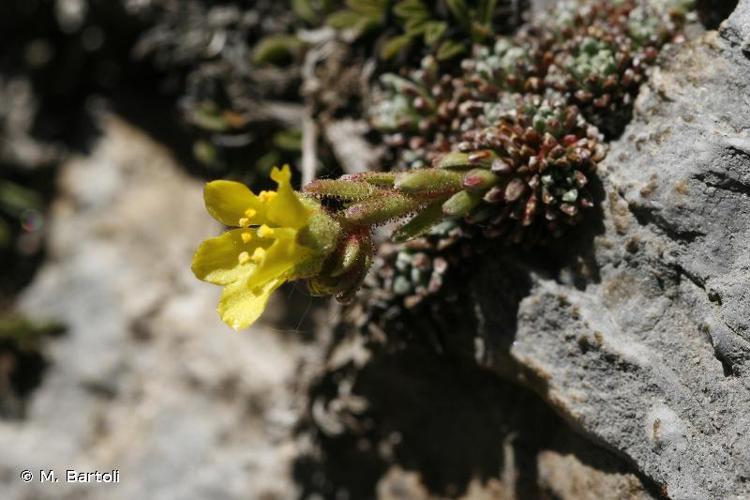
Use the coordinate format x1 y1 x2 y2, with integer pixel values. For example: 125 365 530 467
192 165 328 330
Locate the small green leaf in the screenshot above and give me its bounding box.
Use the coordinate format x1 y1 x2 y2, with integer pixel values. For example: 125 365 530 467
436 39 467 60
188 105 229 132
330 237 363 277
344 192 423 225
347 0 388 17
273 129 303 152
327 10 366 30
0 313 64 346
380 34 415 60
423 21 448 45
342 172 397 187
393 200 446 242
395 169 464 195
193 140 219 167
0 180 43 215
435 152 472 170
442 190 482 218
252 35 303 66
393 0 430 20
380 73 420 94
479 0 499 24
445 0 470 26
404 17 429 35
292 0 319 23
462 168 500 192
470 20 493 42
304 179 377 201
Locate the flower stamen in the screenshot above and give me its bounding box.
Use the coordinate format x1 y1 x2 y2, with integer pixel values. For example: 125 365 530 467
259 191 277 203
251 247 266 264
238 251 251 265
257 225 275 238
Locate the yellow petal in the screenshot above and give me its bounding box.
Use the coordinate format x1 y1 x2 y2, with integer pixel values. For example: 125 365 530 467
196 166 333 330
191 229 265 285
270 164 292 184
204 180 267 227
246 228 308 289
266 165 310 229
218 276 287 330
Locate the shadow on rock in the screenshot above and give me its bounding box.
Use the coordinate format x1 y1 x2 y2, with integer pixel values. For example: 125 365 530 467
697 0 739 29
0 317 65 420
292 170 618 499
294 322 648 499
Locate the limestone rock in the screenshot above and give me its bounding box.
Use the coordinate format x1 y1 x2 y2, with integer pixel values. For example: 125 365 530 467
472 2 750 498
0 117 317 500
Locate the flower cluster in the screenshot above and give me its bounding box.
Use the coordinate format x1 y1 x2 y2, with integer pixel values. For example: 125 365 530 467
193 97 607 328
192 164 462 329
193 0 695 329
373 0 694 155
192 166 340 330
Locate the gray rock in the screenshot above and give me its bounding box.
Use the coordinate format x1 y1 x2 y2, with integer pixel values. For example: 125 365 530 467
0 117 319 500
472 2 750 498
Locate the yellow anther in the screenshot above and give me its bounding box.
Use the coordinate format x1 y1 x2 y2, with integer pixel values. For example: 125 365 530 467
244 208 257 218
258 191 277 203
238 251 251 265
257 225 275 238
251 247 266 264
238 217 250 227
240 232 252 243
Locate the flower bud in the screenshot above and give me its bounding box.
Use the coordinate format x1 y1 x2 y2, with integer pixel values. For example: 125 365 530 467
344 192 423 226
435 151 472 170
393 201 445 242
329 236 363 277
442 191 482 218
341 172 397 187
308 236 372 299
304 179 376 200
334 251 372 304
395 169 464 195
463 169 500 192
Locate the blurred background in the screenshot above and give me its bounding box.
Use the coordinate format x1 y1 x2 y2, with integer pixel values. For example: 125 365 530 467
0 1 736 499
